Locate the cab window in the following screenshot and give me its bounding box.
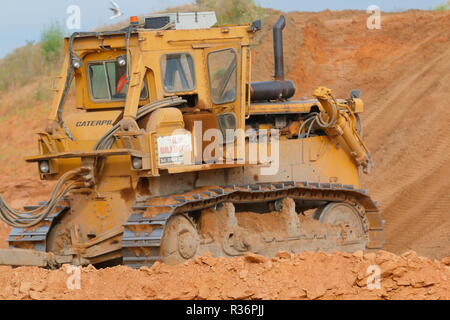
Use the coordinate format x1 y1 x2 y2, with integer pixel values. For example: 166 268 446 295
162 53 196 92
88 61 148 101
208 49 237 104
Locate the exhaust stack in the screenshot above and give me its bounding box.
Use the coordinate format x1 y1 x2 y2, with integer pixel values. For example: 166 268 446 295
273 15 286 81
250 15 295 102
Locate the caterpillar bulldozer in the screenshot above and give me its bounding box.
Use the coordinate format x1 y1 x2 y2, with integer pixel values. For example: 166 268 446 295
0 13 383 268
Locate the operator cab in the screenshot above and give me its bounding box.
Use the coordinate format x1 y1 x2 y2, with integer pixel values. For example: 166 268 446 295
88 57 148 101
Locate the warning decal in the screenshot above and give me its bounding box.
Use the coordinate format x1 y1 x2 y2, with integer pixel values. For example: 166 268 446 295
157 134 192 165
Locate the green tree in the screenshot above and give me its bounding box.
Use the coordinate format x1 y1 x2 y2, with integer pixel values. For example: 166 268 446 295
41 21 64 63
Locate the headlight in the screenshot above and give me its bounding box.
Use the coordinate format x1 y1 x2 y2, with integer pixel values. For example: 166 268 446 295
132 157 143 170
72 58 82 69
39 161 50 173
117 55 127 67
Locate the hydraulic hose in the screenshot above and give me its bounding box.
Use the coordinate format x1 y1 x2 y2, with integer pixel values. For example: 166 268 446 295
0 167 90 228
298 112 318 138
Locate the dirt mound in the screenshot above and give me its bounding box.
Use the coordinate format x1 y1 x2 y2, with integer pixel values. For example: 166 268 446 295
1 250 449 300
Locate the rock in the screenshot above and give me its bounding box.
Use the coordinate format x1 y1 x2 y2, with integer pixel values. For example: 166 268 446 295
441 257 450 266
264 260 273 270
142 285 157 298
363 252 377 262
375 250 399 264
239 269 249 279
394 275 411 286
83 264 97 272
306 285 327 300
252 289 268 300
244 252 268 264
280 287 307 299
276 251 292 259
19 282 31 295
200 255 217 267
29 290 41 300
380 260 401 278
381 278 398 291
197 284 211 300
227 287 254 299
392 266 408 277
353 250 364 258
140 266 153 275
150 261 162 272
401 250 418 259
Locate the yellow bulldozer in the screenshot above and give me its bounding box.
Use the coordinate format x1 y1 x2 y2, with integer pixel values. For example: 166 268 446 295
0 13 383 268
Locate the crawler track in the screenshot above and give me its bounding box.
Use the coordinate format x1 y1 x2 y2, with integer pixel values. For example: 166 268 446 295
7 202 69 252
122 181 383 268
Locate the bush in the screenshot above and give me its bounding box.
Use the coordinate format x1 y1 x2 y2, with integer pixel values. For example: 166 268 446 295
41 21 64 63
196 0 265 25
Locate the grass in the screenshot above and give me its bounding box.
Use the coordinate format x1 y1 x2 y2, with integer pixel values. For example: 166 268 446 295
0 22 64 93
0 44 45 92
41 21 64 63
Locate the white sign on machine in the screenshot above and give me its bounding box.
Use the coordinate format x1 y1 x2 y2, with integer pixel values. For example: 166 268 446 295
157 134 192 165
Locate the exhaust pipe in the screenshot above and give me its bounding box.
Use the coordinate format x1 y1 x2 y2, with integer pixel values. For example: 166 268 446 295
273 15 286 81
249 15 295 102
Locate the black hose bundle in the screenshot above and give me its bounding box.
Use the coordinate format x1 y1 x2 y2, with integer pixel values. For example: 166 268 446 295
0 168 89 228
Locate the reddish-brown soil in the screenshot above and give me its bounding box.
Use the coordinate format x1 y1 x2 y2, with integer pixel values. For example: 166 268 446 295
0 9 449 299
1 251 450 300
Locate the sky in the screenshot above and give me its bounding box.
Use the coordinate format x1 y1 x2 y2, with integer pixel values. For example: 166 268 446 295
0 0 444 58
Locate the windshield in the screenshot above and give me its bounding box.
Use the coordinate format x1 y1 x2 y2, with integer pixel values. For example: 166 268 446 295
88 61 148 101
208 49 237 104
162 53 196 92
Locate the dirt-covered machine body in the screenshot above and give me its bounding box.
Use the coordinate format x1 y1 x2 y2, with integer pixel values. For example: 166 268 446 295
0 14 383 268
